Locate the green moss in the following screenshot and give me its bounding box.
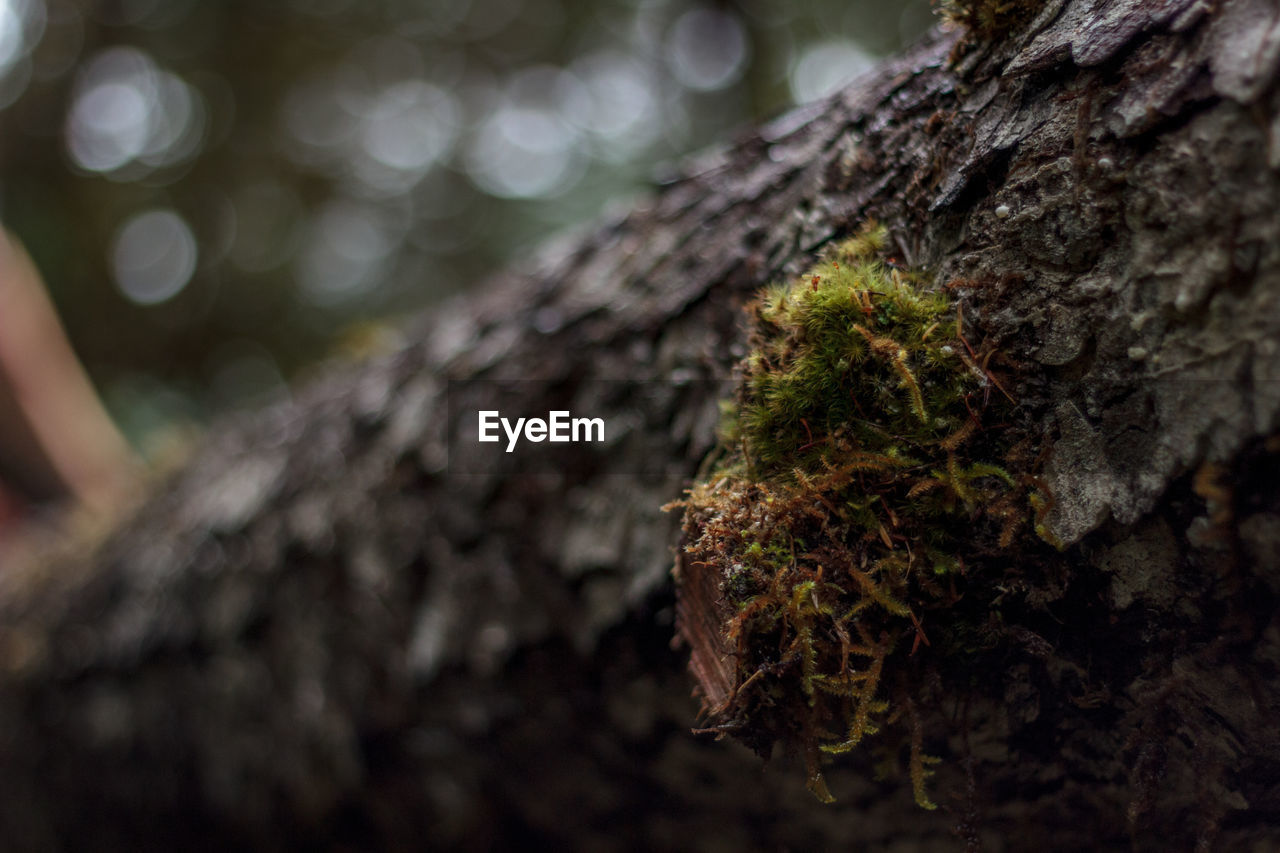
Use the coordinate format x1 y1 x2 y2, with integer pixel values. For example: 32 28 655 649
673 224 1050 807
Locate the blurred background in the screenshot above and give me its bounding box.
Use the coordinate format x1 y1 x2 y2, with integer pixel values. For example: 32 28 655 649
0 0 936 513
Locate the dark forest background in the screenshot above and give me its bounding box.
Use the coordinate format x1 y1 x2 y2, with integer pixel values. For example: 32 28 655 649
0 0 933 459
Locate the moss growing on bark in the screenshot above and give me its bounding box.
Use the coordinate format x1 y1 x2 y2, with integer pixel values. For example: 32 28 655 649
672 224 1049 807
937 0 1047 40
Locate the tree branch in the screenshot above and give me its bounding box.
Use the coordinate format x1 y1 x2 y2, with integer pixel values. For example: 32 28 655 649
3 2 1280 849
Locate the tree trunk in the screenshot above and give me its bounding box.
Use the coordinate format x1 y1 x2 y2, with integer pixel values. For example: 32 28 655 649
3 1 1280 849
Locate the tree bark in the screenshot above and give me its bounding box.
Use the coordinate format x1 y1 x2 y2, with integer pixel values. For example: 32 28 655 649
4 1 1280 849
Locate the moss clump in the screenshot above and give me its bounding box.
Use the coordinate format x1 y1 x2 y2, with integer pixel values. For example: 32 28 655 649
673 224 1046 807
936 0 1046 40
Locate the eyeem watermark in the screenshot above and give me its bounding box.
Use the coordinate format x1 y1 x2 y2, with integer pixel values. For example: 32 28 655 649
478 410 604 452
446 378 731 475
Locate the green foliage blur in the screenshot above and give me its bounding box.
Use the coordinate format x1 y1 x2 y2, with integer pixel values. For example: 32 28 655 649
0 0 933 455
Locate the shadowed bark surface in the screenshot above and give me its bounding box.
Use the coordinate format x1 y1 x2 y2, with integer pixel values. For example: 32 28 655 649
3 1 1280 849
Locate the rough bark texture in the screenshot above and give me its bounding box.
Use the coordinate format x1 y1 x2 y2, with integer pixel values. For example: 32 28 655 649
3 1 1280 849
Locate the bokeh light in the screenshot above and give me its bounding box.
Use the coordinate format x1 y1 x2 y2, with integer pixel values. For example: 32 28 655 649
569 50 661 159
294 199 401 305
465 66 588 199
65 46 205 177
667 7 749 92
0 0 937 451
111 209 198 306
789 39 875 104
356 80 459 189
0 0 43 70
